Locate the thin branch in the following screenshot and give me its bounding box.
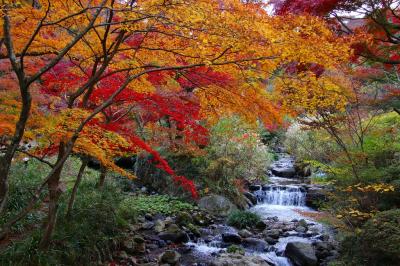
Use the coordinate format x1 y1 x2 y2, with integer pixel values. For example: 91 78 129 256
26 0 108 86
16 149 55 168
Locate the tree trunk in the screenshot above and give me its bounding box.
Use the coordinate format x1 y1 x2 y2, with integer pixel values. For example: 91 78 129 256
97 166 107 188
0 14 32 215
66 158 88 218
39 143 66 250
134 153 142 177
0 162 10 215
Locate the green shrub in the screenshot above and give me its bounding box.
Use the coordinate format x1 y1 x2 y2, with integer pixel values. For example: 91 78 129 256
227 210 261 229
227 244 245 255
193 117 274 207
340 209 400 266
0 179 126 265
118 194 194 221
0 160 49 234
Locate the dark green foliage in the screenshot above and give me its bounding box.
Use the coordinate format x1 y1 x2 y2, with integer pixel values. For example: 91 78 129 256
0 160 49 234
118 194 194 221
340 209 400 266
0 179 125 265
192 117 273 207
226 210 261 229
227 244 245 255
259 128 285 146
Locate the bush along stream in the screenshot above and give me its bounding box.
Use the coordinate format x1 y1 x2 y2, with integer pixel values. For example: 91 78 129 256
104 152 338 266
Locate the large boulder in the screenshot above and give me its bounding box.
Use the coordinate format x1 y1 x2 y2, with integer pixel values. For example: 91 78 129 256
238 229 253 238
175 211 193 226
158 224 189 244
222 232 242 244
242 238 268 252
211 253 270 266
271 166 296 178
305 187 328 209
198 194 237 216
265 229 281 239
285 242 317 266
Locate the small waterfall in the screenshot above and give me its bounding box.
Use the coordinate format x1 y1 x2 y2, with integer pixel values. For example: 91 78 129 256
254 185 306 206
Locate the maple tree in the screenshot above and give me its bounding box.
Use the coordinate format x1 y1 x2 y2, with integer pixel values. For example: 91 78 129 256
271 0 400 113
0 0 353 247
272 0 400 64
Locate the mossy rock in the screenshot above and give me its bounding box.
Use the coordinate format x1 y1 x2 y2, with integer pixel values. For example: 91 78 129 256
176 211 193 226
187 223 201 237
198 194 237 217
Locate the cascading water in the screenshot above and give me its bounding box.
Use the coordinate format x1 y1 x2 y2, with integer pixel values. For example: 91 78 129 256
254 185 306 206
185 153 331 266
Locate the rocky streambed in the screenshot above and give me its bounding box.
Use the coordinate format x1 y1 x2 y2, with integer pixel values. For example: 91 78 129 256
112 153 337 266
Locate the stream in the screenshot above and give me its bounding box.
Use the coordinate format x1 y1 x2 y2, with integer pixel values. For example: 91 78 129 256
184 153 336 266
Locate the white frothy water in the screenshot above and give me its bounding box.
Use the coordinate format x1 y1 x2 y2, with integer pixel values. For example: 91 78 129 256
255 185 306 206
258 252 293 266
187 241 224 254
185 154 328 266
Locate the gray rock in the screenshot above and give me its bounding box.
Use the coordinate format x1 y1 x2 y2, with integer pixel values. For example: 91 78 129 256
265 229 280 239
187 223 201 237
176 211 193 226
295 226 307 233
282 224 296 231
160 250 181 265
144 213 153 221
314 242 330 251
211 253 270 266
198 194 237 216
265 236 278 245
164 216 174 225
256 221 267 230
158 224 189 243
298 219 308 228
192 212 211 226
305 187 327 209
238 229 253 238
141 222 155 230
244 192 258 205
271 166 296 178
242 238 268 252
222 233 242 244
154 219 165 233
122 237 145 255
316 234 330 241
285 242 317 266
